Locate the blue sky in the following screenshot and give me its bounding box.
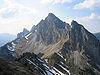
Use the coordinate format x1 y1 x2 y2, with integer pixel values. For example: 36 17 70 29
0 0 100 35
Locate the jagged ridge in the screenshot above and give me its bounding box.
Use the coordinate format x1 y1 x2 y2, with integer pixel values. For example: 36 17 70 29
0 13 100 75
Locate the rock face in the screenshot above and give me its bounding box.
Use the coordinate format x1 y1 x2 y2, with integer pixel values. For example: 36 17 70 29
94 32 100 40
63 20 100 65
17 28 29 38
59 20 100 75
30 13 66 45
12 13 68 56
0 13 100 75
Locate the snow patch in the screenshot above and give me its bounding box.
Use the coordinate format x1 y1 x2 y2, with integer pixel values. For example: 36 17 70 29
56 52 63 59
12 52 17 57
50 69 59 75
12 42 16 46
64 59 66 61
27 59 36 66
53 67 65 75
7 45 14 51
46 70 53 75
11 42 16 48
45 59 48 63
35 30 37 32
86 62 89 65
37 58 44 63
43 64 49 69
25 33 32 40
60 61 64 64
25 36 28 40
27 33 32 37
59 65 70 75
59 52 61 53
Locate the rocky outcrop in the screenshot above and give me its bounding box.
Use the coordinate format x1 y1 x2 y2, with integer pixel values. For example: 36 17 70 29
17 28 29 38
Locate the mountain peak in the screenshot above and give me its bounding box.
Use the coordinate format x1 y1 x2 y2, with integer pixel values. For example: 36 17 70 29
17 28 29 38
71 20 78 25
48 13 56 17
23 28 29 32
71 20 82 28
45 13 58 21
40 13 65 29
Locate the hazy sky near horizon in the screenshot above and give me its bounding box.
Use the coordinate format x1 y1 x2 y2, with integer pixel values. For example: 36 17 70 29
0 0 100 35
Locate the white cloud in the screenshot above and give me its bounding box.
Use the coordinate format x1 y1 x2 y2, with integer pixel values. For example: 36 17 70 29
78 13 100 21
74 0 100 9
67 6 71 9
40 0 75 4
67 13 100 23
40 0 53 3
0 0 38 34
0 0 37 18
77 13 96 21
98 16 100 19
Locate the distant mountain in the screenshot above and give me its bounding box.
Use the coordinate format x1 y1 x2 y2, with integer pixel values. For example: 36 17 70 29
0 13 100 75
0 33 16 47
94 32 100 40
17 28 29 38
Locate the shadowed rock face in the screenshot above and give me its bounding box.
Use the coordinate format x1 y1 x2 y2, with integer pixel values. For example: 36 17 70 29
62 20 100 65
94 32 100 40
0 13 100 75
45 20 100 75
58 21 100 75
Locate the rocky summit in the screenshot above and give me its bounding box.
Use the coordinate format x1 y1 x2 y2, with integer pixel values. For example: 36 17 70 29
17 28 29 38
0 13 100 75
